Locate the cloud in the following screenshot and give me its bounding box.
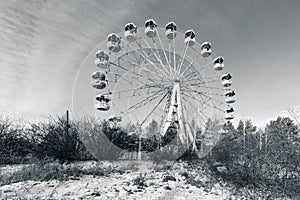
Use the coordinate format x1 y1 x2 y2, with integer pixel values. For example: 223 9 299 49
1 0 300 124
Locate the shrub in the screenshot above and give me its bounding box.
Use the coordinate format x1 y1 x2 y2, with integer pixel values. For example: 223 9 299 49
34 116 94 162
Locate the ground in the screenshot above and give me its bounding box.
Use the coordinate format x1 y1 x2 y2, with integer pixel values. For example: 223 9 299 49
0 161 292 200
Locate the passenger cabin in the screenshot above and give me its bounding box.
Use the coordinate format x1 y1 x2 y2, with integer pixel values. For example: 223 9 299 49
91 71 106 89
165 22 177 40
107 33 121 53
226 107 234 113
200 42 212 57
213 56 224 71
108 115 122 129
95 94 111 111
95 103 110 111
145 19 157 38
91 80 106 89
225 90 236 104
222 80 232 87
108 115 122 122
91 71 106 80
184 30 196 46
124 22 137 42
225 113 234 120
225 90 235 97
95 50 109 69
226 97 236 104
221 73 232 80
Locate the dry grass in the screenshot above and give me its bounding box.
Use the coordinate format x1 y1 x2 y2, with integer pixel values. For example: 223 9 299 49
0 160 139 186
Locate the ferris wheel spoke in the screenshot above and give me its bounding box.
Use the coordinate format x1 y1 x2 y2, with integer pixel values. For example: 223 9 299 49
182 91 212 109
181 79 222 87
180 73 221 84
199 92 226 109
112 73 141 87
141 36 171 76
125 45 141 63
176 44 189 78
177 44 214 80
182 89 225 113
154 30 175 78
117 55 140 68
181 79 224 91
109 59 162 85
180 65 226 112
109 84 167 100
109 71 161 84
121 38 168 80
182 96 210 124
181 71 199 80
119 89 166 116
183 104 215 126
116 56 153 80
111 88 164 100
185 88 225 105
181 77 220 84
199 85 225 91
140 92 169 126
177 56 200 79
181 60 214 79
168 40 177 77
134 40 171 78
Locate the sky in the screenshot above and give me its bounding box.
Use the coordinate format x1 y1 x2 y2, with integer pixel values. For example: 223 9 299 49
0 0 300 126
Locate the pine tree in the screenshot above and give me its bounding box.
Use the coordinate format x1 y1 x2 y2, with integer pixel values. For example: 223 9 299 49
236 120 244 136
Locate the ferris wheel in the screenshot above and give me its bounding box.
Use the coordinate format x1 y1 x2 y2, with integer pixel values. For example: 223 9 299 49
73 19 236 153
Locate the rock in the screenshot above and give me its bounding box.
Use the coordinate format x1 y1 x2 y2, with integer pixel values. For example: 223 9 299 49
179 171 189 179
211 186 222 195
204 187 211 193
162 175 176 182
216 166 228 173
91 191 101 196
164 186 172 190
118 189 128 197
69 176 80 180
63 192 72 196
147 182 155 186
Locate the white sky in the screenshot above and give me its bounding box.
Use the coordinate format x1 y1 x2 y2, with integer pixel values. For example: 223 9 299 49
0 0 300 126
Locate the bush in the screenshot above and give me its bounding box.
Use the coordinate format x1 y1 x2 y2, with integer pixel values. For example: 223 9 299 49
206 117 300 197
34 116 94 162
0 116 36 165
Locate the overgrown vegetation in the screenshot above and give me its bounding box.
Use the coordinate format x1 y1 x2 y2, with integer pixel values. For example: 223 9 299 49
0 115 95 164
0 160 138 186
206 117 300 197
0 114 299 197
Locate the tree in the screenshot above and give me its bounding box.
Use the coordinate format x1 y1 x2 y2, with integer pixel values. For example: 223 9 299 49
263 117 300 192
236 120 244 136
287 107 300 129
265 117 297 150
145 119 159 136
244 119 256 134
